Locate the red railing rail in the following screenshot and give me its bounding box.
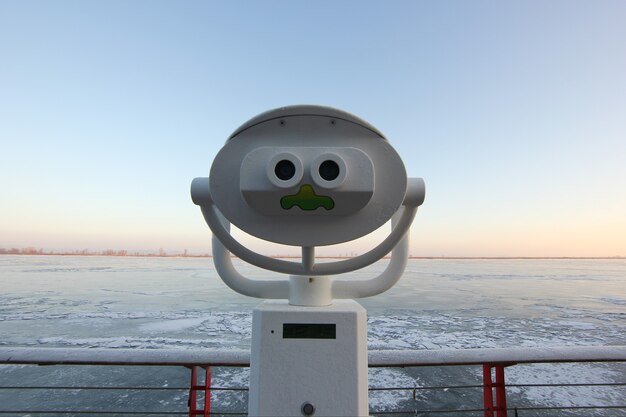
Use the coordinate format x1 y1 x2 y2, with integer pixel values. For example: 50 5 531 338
1 346 625 416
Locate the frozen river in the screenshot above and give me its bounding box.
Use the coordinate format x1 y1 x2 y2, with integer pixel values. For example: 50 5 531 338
1 255 625 415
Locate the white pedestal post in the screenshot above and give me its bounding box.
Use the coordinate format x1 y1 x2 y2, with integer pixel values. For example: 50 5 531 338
248 300 369 417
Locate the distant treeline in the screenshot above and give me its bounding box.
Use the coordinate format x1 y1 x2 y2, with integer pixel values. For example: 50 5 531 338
0 247 210 258
0 247 622 259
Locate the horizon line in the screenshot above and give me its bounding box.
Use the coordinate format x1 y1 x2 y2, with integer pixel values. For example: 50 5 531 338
1 248 624 261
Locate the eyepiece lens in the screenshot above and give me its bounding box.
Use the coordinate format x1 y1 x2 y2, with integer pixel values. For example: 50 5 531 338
319 160 340 181
275 159 296 181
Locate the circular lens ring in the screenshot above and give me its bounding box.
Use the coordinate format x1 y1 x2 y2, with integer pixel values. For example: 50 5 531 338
310 153 346 189
267 153 303 188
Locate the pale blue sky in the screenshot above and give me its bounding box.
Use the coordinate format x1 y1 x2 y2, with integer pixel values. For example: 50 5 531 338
1 1 625 256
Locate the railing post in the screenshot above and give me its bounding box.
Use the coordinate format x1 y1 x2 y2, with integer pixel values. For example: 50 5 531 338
204 367 211 417
483 364 494 417
494 365 508 417
189 366 212 416
484 364 508 417
189 366 198 417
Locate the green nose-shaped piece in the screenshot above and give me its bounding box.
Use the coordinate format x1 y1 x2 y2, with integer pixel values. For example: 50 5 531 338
281 184 335 211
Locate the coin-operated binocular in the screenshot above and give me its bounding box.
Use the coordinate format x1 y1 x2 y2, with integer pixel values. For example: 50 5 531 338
191 105 425 417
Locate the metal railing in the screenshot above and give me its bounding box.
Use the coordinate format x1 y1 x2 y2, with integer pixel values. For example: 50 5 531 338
1 346 625 416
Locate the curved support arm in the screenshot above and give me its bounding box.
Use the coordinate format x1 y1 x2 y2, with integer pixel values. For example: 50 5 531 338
211 211 289 299
332 211 410 299
201 204 417 276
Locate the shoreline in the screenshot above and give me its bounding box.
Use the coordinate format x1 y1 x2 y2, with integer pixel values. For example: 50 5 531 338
0 253 624 260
